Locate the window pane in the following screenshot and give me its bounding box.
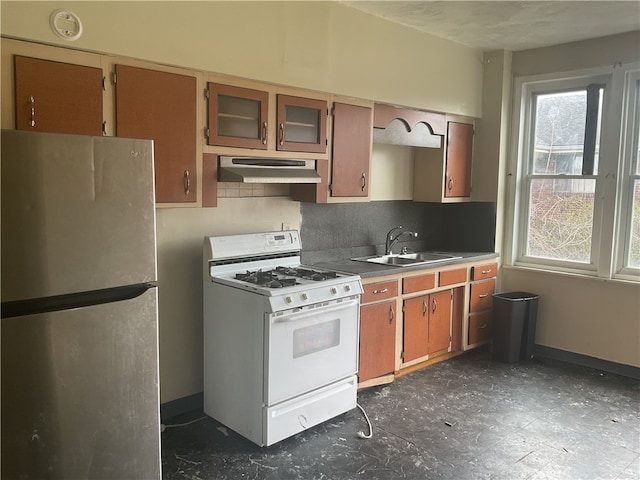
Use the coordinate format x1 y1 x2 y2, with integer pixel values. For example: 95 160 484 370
532 90 602 176
629 181 640 268
527 178 595 262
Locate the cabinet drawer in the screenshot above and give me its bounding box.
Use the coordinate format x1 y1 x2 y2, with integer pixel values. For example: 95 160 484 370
469 279 495 312
362 280 398 304
468 311 492 345
471 262 498 281
403 273 435 294
439 268 467 286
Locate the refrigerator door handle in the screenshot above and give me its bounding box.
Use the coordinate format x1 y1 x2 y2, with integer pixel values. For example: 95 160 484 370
1 283 157 319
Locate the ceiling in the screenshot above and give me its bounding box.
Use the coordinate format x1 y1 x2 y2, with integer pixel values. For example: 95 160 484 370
339 1 640 51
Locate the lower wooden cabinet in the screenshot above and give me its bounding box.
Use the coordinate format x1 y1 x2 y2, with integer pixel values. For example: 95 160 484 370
359 300 396 383
403 290 451 363
357 258 499 388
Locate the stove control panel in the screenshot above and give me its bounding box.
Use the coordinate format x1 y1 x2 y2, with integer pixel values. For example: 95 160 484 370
268 280 363 312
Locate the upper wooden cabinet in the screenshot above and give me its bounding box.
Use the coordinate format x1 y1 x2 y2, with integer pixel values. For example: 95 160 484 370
444 122 474 198
413 119 474 203
276 94 327 154
207 83 269 150
14 55 103 136
330 102 372 197
115 65 197 204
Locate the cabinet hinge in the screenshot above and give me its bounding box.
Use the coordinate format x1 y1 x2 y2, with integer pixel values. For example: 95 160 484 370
102 121 108 136
110 72 117 85
328 183 333 193
204 127 210 139
400 351 405 362
204 88 210 100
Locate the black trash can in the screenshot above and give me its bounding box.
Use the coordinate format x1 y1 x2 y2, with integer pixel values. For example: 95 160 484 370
491 292 539 363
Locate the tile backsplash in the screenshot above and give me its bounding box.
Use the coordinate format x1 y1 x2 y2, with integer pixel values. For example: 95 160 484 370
300 200 496 264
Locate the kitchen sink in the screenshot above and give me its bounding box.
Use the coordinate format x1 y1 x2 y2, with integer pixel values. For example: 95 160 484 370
352 252 461 267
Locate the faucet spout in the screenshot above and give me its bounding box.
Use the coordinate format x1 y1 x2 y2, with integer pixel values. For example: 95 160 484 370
385 226 418 255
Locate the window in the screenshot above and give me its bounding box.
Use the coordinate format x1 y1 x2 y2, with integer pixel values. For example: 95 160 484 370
510 65 640 280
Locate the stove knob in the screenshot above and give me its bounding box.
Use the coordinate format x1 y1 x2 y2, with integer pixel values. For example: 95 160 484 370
344 284 352 293
301 292 309 301
330 287 338 295
285 296 293 304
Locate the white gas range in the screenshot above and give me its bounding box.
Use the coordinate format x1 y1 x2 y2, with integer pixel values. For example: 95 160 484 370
203 230 363 446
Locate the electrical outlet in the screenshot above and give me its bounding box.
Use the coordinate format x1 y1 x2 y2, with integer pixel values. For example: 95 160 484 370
281 223 291 231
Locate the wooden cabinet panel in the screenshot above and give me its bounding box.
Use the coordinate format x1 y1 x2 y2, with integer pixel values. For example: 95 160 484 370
207 83 269 149
403 296 429 362
469 311 492 345
373 103 445 135
471 262 498 281
202 153 218 208
444 122 473 198
359 300 396 382
451 287 465 352
428 290 451 354
403 273 435 294
439 268 467 286
331 102 372 197
362 280 398 304
15 55 103 136
469 279 495 313
276 94 327 153
115 65 197 203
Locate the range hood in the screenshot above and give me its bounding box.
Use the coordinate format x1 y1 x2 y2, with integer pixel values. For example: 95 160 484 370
218 156 321 184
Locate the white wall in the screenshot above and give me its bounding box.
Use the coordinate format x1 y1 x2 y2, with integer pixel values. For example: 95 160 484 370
0 1 485 403
501 32 640 368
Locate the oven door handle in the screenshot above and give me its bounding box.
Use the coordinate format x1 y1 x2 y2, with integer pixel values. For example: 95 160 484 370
272 299 359 324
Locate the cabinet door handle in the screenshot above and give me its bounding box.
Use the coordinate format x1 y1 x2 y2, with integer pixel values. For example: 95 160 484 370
478 293 489 298
28 95 36 127
262 121 268 145
422 299 428 316
388 305 394 324
279 123 285 145
432 297 438 314
447 176 454 192
360 172 367 191
373 288 388 294
183 170 191 195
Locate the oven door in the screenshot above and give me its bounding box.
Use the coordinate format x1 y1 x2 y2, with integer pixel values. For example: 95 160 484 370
265 297 359 405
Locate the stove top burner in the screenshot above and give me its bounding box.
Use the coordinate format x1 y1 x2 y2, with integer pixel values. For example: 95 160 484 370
233 266 341 288
235 270 298 288
274 266 339 282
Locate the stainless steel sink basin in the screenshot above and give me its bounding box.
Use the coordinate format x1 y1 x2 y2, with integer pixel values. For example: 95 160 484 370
352 252 461 267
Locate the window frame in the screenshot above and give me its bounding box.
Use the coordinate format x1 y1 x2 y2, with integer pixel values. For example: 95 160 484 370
615 69 640 279
507 64 640 282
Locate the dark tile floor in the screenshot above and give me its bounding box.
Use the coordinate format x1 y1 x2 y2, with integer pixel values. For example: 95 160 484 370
161 350 640 479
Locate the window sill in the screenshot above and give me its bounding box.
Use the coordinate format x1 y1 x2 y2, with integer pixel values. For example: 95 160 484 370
503 264 640 286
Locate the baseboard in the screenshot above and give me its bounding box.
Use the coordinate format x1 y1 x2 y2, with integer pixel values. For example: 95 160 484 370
534 345 640 380
160 392 204 422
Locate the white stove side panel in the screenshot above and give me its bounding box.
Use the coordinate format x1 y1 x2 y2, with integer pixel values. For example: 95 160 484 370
203 281 270 446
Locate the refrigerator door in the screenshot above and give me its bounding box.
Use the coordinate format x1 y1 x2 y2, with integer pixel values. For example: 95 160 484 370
1 130 157 303
1 287 161 479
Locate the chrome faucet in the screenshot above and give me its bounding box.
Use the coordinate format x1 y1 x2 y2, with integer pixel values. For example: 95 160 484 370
385 226 418 255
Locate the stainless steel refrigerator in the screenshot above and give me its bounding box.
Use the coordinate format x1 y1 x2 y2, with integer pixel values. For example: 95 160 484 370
1 129 161 478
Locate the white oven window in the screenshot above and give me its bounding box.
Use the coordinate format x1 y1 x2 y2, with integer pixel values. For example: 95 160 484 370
292 319 340 358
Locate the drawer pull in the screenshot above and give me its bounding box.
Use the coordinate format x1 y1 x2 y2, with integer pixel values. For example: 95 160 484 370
481 269 492 274
478 293 489 298
479 324 488 329
373 288 388 294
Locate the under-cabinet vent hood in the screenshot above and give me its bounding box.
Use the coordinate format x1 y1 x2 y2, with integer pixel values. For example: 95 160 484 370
373 119 442 148
218 156 321 184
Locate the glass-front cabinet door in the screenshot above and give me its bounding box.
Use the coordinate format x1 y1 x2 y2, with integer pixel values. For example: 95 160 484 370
276 94 327 154
207 83 269 149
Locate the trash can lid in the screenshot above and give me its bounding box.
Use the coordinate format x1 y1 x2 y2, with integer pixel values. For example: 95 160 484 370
493 292 540 301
